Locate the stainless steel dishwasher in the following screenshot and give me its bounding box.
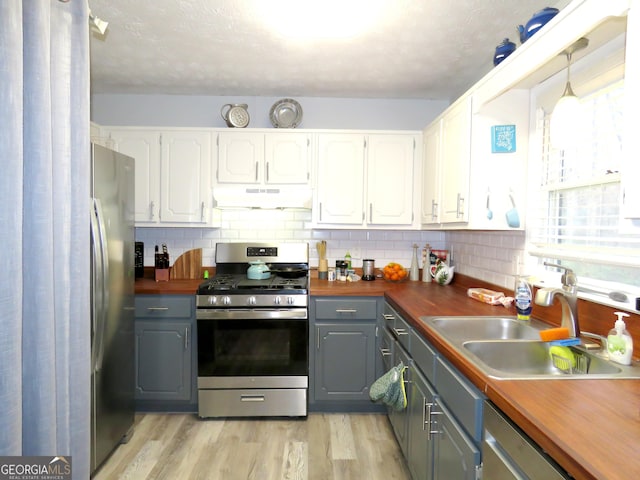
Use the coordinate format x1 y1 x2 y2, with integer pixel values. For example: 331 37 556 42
483 401 571 480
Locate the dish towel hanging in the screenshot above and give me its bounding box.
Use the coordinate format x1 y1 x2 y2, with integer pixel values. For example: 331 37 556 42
369 362 408 411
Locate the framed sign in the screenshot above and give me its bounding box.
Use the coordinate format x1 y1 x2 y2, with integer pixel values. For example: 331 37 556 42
491 125 516 153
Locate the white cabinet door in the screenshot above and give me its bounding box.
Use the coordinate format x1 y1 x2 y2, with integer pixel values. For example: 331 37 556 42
216 131 264 184
367 134 415 225
316 134 365 225
107 129 161 224
421 121 442 225
160 131 212 224
440 97 472 224
216 131 310 186
265 132 310 184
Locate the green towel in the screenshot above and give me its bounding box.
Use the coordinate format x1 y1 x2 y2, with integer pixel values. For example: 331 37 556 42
370 362 408 411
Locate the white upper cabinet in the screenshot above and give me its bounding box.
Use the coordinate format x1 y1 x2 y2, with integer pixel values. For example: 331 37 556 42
439 97 472 224
106 129 161 224
367 134 416 225
105 128 216 227
421 121 442 225
315 133 366 225
265 133 311 184
421 97 472 227
160 130 212 224
215 130 310 185
314 132 419 228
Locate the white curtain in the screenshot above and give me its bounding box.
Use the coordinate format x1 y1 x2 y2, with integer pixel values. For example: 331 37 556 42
0 1 90 479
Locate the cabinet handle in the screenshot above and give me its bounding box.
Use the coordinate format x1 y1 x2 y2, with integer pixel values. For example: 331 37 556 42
379 348 392 357
150 201 155 220
427 403 443 438
423 399 429 431
393 327 409 336
335 309 357 314
184 327 189 350
200 201 205 222
317 327 320 350
241 394 265 402
369 203 373 223
383 314 395 321
255 161 259 182
431 199 438 221
146 307 169 311
266 162 270 182
319 202 323 222
456 193 465 218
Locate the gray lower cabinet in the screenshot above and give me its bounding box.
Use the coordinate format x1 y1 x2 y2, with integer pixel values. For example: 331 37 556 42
134 295 196 410
407 366 436 480
310 296 383 411
389 342 411 457
382 300 483 480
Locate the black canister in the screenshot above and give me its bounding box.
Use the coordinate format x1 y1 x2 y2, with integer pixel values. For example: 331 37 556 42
135 241 144 278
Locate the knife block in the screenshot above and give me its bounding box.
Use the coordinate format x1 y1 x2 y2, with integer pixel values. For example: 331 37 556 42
155 268 169 282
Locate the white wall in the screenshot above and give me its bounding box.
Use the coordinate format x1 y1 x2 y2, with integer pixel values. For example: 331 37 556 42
91 94 448 130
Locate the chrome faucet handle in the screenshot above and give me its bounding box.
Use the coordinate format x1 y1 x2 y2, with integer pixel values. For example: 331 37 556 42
543 262 577 294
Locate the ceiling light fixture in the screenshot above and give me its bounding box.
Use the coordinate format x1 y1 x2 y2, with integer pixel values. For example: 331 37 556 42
89 9 109 35
256 0 387 39
550 37 589 149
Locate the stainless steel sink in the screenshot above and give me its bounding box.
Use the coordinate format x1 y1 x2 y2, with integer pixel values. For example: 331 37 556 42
463 340 624 379
420 315 640 379
421 316 546 341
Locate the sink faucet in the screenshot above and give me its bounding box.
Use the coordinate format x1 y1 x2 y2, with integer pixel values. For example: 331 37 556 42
534 264 580 337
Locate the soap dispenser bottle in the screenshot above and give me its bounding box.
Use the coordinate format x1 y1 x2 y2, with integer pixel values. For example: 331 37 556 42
607 312 633 365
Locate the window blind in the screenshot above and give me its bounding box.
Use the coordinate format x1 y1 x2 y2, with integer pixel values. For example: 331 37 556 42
528 80 640 284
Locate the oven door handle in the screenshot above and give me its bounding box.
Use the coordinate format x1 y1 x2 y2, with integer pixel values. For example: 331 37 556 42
196 309 308 321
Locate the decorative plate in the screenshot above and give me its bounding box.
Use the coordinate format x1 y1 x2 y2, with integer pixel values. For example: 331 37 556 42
269 98 303 128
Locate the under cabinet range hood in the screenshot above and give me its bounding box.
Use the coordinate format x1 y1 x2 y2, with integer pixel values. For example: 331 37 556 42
213 186 313 209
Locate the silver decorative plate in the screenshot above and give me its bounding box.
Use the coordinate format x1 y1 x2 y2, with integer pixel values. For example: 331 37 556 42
269 98 303 128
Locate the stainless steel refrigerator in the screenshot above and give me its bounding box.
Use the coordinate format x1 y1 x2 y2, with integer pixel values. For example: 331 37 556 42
90 143 135 475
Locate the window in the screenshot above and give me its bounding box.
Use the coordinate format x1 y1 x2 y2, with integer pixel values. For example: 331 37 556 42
528 79 640 289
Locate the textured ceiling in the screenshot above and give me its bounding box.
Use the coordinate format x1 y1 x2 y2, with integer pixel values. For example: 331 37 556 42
89 0 556 101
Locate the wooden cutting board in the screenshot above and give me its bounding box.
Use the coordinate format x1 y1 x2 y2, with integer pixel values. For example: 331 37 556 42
170 248 202 279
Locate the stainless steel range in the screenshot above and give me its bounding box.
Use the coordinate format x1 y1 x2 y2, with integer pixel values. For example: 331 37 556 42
196 242 309 418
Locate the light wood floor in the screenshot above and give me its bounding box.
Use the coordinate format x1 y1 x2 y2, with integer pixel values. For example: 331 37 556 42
93 413 411 480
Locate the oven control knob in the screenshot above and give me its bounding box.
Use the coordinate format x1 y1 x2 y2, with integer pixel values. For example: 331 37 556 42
287 296 295 305
222 296 231 306
274 296 282 305
248 296 257 305
208 296 218 305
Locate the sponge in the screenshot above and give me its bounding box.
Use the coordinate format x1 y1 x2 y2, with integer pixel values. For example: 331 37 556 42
549 345 576 369
539 327 570 342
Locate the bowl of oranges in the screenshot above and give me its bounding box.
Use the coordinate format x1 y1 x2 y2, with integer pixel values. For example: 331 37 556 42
382 262 408 282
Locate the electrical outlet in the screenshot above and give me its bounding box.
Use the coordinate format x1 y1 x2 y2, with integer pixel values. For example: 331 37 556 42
351 247 361 259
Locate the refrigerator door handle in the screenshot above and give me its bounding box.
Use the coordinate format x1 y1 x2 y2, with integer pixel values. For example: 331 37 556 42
91 197 110 373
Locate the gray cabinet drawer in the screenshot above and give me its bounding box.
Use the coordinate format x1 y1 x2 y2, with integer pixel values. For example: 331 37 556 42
383 303 411 351
411 331 437 384
315 297 377 320
435 356 484 443
135 295 193 318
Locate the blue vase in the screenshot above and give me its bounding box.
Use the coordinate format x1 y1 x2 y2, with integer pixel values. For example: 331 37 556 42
493 38 516 66
517 7 559 43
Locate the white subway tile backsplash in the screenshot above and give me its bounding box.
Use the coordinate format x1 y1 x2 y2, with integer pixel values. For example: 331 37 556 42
136 211 527 288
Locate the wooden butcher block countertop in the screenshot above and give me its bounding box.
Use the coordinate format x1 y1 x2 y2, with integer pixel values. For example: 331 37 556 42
136 272 640 480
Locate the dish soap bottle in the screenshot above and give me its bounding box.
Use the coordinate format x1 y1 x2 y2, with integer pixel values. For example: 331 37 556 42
607 312 632 365
514 275 532 321
410 244 419 281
